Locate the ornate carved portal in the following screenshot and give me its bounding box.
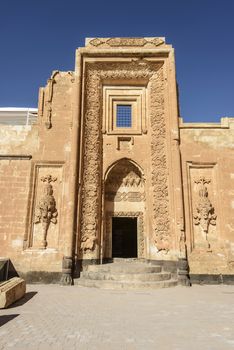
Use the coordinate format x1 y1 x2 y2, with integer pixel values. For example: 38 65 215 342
104 159 145 258
79 61 170 259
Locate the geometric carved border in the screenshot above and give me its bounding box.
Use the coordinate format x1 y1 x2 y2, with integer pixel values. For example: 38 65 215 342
149 65 170 251
105 211 144 258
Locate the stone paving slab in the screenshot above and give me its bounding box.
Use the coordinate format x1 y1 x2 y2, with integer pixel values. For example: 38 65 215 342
0 284 234 349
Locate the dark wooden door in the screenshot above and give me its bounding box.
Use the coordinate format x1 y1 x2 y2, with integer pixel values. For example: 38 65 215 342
112 217 137 258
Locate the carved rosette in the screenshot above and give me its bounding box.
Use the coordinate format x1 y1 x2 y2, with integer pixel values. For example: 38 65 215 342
34 175 58 249
193 177 217 250
80 61 169 256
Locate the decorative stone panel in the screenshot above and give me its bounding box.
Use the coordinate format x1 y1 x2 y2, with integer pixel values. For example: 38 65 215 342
187 163 218 252
28 163 63 250
86 37 165 48
149 66 170 252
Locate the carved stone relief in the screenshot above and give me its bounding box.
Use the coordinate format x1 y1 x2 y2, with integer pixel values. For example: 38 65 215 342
103 160 145 258
79 61 169 257
87 37 165 48
106 159 143 191
149 66 170 252
193 176 217 250
105 159 145 202
105 191 145 202
34 175 58 249
30 165 63 250
188 165 218 252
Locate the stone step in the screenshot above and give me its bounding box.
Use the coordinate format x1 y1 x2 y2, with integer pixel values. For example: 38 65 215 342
112 258 141 263
85 263 162 274
81 271 171 282
75 278 178 290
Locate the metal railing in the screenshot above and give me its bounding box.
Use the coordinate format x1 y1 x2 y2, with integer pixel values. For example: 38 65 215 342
0 108 38 125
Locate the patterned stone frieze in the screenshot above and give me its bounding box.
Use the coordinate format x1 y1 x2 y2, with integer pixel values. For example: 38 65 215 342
87 37 165 48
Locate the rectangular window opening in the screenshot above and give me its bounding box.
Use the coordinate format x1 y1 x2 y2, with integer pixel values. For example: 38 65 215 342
116 105 132 128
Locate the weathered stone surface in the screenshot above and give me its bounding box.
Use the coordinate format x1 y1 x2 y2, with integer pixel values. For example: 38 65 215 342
0 37 233 285
75 260 177 290
0 277 26 308
180 118 234 275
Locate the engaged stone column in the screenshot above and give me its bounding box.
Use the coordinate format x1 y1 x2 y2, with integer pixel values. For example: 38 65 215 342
60 54 82 285
60 256 73 285
172 139 190 286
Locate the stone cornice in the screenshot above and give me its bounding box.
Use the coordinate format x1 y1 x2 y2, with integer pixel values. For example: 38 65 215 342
179 117 234 129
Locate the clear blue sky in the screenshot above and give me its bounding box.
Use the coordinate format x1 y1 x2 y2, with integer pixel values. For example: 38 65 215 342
0 0 233 122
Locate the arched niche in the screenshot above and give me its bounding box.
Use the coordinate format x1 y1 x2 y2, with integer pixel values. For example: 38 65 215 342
103 159 145 259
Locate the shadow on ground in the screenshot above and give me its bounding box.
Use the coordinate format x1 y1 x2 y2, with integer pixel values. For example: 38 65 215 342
8 291 38 308
0 314 19 327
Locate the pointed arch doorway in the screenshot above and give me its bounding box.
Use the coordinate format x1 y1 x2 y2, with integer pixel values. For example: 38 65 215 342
104 159 145 259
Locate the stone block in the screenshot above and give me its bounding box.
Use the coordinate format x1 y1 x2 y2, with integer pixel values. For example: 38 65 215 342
0 277 26 308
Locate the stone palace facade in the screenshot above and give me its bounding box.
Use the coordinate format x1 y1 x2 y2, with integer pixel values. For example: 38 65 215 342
0 37 234 285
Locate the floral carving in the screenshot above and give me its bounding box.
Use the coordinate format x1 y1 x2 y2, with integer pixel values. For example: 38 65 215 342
193 177 217 250
80 61 169 256
150 67 170 252
34 175 58 249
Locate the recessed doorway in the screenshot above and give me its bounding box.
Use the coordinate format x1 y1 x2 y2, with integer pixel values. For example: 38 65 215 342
112 217 137 258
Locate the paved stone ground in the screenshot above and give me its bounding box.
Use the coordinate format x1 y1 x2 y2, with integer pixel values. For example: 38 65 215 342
0 284 234 350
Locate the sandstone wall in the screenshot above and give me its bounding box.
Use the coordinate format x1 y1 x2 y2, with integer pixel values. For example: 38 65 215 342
1 38 233 283
0 71 75 280
180 118 234 275
75 39 185 266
